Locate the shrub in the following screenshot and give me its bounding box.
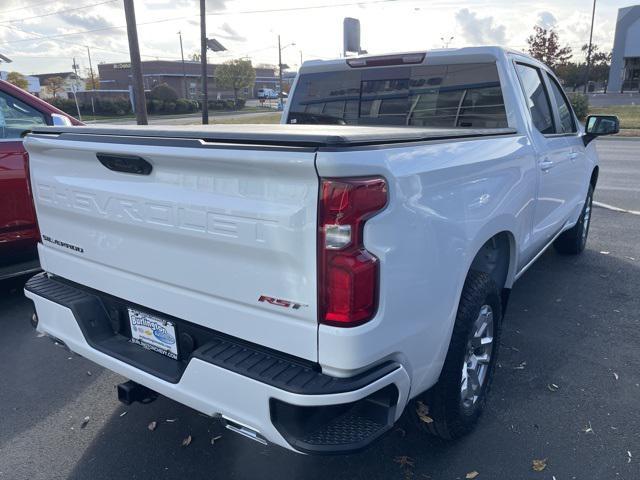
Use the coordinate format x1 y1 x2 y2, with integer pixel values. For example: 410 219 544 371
234 98 246 109
149 83 178 102
175 98 190 114
568 93 589 121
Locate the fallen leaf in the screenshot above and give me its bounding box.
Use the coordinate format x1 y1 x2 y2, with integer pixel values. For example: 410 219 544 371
600 251 610 255
119 411 127 417
80 416 90 429
210 435 222 445
36 332 46 338
86 371 92 376
148 421 157 431
165 418 177 423
466 471 480 479
547 383 559 392
628 451 632 463
513 361 527 370
614 372 619 380
582 422 594 434
394 456 415 468
532 459 547 472
416 401 434 424
182 435 192 447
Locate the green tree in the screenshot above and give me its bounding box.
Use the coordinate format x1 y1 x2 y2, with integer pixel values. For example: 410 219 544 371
582 43 611 84
527 26 572 68
45 76 65 98
85 71 100 90
149 83 178 101
6 71 29 90
215 59 255 103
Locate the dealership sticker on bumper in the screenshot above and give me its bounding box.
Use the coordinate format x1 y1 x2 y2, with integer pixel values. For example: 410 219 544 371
128 308 178 360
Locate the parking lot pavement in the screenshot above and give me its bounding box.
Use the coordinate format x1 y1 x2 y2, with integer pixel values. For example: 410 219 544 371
596 138 640 212
1 145 640 480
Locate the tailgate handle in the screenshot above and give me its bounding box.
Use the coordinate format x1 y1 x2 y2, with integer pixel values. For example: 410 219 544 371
97 153 152 175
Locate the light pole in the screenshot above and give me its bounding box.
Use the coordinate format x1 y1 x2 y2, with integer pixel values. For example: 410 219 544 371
277 35 295 109
178 31 188 98
441 36 454 48
583 0 597 93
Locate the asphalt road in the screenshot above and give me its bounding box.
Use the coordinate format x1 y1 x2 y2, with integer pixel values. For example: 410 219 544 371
1 140 639 480
595 139 640 212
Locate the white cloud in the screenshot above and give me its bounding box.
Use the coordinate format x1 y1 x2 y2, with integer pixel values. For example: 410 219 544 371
537 11 557 30
455 8 507 45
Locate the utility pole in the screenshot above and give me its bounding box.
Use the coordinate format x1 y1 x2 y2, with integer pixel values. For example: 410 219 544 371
86 46 96 90
86 46 97 120
278 35 283 109
200 0 209 124
583 0 597 94
71 57 82 121
123 0 148 125
178 31 188 98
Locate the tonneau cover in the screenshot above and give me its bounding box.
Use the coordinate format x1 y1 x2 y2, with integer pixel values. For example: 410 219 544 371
29 124 516 148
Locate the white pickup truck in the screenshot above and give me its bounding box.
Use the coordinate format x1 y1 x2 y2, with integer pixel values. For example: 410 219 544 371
24 47 618 454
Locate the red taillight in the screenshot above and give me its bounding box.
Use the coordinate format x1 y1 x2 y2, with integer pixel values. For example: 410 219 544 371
318 177 388 327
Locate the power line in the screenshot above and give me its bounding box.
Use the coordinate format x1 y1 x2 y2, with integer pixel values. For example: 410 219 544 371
0 0 55 15
0 0 411 46
0 0 119 26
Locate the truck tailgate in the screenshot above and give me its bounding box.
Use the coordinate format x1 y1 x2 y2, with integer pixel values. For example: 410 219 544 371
24 133 319 361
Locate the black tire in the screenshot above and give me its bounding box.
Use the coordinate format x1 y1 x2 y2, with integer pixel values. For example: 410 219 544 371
553 185 594 255
410 270 502 440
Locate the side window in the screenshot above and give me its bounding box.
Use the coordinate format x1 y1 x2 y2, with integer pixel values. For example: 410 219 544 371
0 91 46 140
546 73 577 134
515 63 554 135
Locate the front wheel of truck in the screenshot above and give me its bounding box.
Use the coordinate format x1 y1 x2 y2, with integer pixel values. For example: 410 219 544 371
410 270 502 439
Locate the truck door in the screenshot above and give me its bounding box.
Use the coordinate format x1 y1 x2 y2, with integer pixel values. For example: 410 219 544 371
514 62 575 259
543 71 589 217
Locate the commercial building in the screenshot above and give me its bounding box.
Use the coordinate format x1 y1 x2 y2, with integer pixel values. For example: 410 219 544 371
608 5 640 92
98 61 278 99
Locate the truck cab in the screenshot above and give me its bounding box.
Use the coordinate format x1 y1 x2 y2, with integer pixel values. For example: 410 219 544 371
0 79 80 281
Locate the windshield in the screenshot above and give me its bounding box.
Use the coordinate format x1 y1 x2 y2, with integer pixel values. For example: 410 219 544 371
287 62 508 128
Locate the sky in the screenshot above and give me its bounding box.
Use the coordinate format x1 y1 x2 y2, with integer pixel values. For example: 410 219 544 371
0 0 630 76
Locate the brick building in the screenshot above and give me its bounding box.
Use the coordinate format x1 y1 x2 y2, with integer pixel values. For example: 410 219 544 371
98 61 277 99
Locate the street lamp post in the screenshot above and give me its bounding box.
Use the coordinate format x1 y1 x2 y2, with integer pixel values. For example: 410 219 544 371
583 0 597 94
277 35 295 110
178 31 188 98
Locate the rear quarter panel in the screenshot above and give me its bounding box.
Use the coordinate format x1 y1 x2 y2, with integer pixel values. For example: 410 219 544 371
315 134 536 394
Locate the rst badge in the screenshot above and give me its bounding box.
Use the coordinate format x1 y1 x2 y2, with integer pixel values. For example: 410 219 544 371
258 295 307 310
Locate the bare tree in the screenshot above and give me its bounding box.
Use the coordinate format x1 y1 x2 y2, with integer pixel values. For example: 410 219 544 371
45 76 65 98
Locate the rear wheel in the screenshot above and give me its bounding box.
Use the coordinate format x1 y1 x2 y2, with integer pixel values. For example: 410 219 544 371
553 185 594 255
411 271 502 439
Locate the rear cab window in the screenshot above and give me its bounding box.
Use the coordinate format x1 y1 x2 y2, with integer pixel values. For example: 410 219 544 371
287 62 508 129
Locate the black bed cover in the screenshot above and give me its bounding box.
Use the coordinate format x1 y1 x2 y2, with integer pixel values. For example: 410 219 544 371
29 124 517 148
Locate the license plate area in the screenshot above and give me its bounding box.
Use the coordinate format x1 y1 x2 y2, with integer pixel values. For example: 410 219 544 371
128 308 179 360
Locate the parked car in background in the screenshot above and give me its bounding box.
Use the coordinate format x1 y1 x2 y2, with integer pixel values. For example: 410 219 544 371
257 88 279 99
0 79 80 281
24 47 618 454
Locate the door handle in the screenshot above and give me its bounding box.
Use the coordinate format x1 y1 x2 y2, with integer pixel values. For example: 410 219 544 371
539 159 554 171
97 153 153 175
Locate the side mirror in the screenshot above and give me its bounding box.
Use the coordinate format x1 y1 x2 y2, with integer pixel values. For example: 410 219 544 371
583 115 619 145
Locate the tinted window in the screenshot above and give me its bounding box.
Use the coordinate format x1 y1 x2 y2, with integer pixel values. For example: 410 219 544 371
515 64 554 134
546 73 576 134
288 63 508 128
0 91 46 140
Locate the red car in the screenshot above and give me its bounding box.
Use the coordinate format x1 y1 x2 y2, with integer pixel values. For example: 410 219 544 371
0 79 81 281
